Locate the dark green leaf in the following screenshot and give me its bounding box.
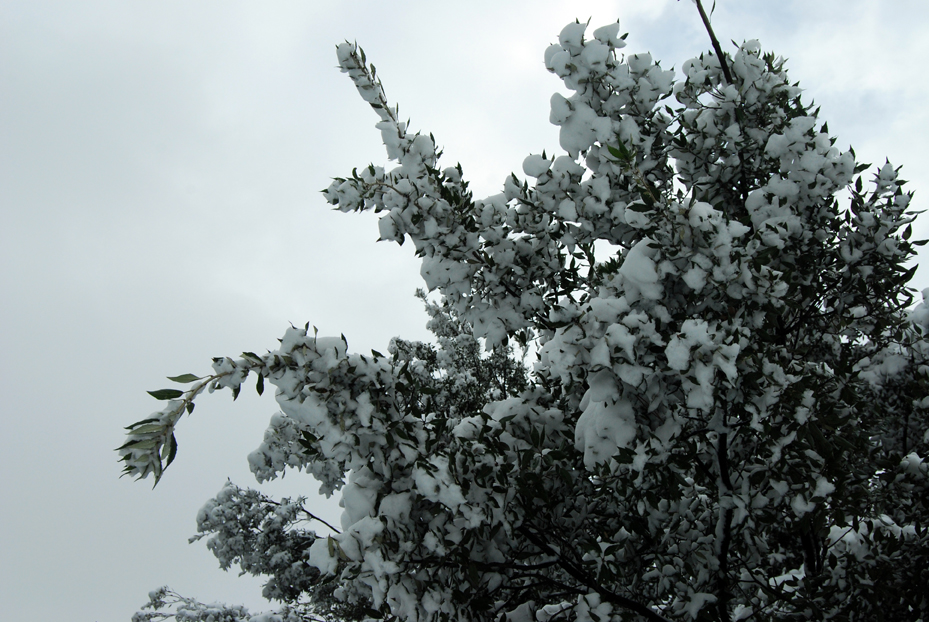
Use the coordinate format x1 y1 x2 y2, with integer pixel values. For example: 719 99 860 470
116 437 149 451
125 417 160 430
148 389 184 400
167 374 201 383
256 373 265 396
164 434 178 468
607 144 630 161
128 423 164 435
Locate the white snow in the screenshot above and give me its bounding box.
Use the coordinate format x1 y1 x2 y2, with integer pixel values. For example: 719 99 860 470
522 153 552 178
575 395 637 468
618 238 662 302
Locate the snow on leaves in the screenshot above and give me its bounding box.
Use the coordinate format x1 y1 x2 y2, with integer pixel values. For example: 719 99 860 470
124 12 928 622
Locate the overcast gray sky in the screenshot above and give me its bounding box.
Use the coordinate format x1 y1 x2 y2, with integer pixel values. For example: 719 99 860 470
2 1 928 620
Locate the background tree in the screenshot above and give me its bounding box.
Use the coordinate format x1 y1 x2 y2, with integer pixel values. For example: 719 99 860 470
121 4 928 621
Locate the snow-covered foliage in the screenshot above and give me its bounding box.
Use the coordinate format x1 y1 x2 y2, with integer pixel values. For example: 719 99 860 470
122 12 928 622
133 586 311 622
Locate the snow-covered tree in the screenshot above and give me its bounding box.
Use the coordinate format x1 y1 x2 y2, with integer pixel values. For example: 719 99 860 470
127 293 530 622
121 5 928 621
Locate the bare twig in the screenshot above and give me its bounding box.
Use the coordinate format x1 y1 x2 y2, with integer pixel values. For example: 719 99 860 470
693 0 733 84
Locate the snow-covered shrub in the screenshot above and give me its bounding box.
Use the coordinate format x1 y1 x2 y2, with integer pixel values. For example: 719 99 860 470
122 9 927 622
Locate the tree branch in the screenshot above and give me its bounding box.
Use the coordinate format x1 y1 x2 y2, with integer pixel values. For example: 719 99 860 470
518 525 674 622
716 431 734 621
693 0 733 84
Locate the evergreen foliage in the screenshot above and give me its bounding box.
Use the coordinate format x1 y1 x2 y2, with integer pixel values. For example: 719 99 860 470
122 7 928 621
